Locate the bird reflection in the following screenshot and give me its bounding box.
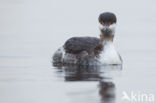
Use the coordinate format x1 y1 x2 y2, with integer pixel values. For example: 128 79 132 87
54 65 122 103
99 80 115 103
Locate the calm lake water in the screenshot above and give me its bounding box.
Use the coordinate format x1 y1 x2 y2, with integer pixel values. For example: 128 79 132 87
0 0 156 103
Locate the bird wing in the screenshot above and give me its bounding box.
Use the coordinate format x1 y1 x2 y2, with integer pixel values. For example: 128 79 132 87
64 37 100 54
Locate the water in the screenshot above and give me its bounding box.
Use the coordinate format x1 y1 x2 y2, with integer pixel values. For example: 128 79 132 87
0 0 156 103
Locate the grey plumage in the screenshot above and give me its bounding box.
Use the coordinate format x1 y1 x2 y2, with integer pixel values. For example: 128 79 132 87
53 48 63 65
52 12 122 66
64 37 100 54
98 12 117 24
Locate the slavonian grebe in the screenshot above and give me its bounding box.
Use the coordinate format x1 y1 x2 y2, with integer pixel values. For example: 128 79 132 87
53 12 122 65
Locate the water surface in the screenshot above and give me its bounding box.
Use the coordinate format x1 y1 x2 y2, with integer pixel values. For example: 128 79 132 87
0 0 156 103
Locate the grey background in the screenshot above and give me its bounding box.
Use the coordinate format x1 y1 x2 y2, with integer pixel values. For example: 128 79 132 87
0 0 156 103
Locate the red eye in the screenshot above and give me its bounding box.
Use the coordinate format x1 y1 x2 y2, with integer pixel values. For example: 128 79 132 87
110 22 113 25
100 21 104 25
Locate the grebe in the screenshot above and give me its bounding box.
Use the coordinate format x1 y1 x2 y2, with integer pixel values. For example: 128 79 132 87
53 12 122 66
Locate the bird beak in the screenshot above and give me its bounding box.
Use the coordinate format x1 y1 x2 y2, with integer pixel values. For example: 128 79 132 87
99 23 116 36
102 24 110 30
99 23 110 31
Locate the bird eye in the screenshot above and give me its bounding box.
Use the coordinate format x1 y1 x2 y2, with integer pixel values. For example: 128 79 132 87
100 21 104 25
110 22 113 25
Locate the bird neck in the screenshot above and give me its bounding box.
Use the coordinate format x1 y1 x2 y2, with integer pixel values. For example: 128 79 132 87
94 34 114 57
99 34 114 46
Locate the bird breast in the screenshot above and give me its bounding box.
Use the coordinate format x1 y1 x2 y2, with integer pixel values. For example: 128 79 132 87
99 41 122 64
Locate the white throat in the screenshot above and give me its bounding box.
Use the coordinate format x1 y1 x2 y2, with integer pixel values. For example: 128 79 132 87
99 23 116 36
99 40 122 65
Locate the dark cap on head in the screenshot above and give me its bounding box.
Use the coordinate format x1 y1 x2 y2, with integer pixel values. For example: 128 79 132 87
98 12 117 24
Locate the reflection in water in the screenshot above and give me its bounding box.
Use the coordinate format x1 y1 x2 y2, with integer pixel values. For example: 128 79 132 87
99 80 115 103
54 65 122 103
